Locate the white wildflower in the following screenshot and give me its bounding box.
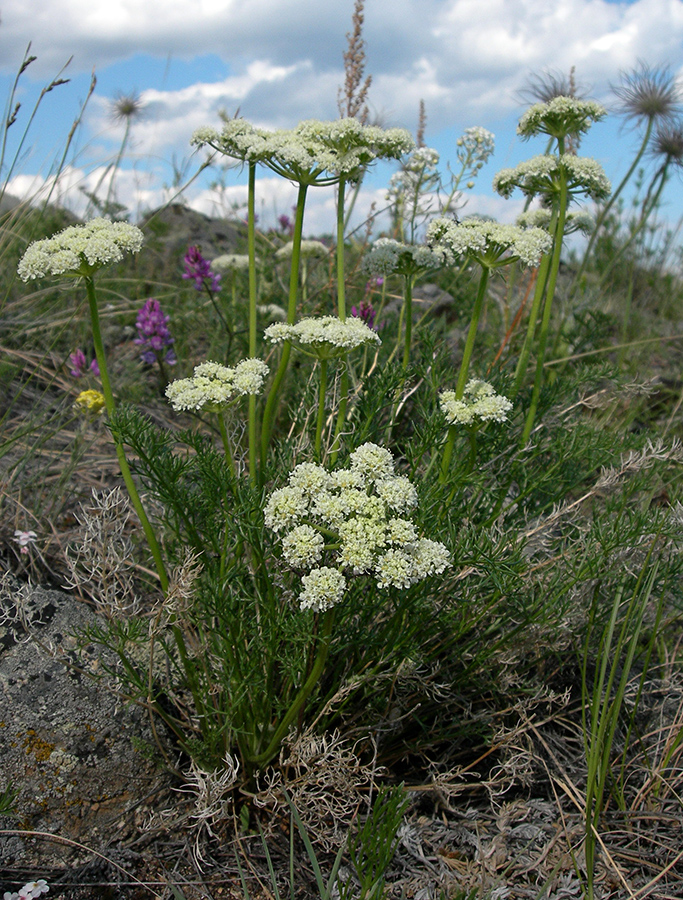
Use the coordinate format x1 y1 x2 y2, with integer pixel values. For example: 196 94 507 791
299 566 347 612
412 538 453 579
375 476 418 513
165 358 268 412
282 525 325 568
264 316 380 359
440 379 513 426
18 218 143 280
493 154 611 203
350 442 395 480
427 217 552 268
518 96 607 140
363 237 451 277
375 548 415 589
276 240 329 260
263 486 308 532
212 254 251 273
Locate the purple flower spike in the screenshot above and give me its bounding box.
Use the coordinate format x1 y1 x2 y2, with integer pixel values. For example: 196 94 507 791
183 245 221 293
69 348 100 378
351 300 378 331
69 348 87 377
135 298 176 366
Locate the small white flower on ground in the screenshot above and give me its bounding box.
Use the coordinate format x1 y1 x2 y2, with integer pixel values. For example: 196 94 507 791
13 530 37 555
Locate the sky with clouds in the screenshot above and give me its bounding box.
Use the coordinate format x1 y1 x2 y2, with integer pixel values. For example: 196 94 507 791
1 0 683 234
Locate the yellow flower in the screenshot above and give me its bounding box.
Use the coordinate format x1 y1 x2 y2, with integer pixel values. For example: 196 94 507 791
74 389 106 414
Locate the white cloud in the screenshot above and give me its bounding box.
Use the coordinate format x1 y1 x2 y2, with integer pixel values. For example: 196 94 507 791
2 0 683 231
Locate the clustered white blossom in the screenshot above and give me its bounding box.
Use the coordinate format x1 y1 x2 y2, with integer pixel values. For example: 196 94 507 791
456 126 496 161
264 443 451 611
517 96 607 140
165 358 269 412
516 207 595 235
211 254 251 273
363 237 450 277
427 217 552 268
493 155 611 203
440 380 513 426
192 117 415 185
17 218 143 280
276 240 329 260
264 316 381 359
4 881 49 900
387 146 441 198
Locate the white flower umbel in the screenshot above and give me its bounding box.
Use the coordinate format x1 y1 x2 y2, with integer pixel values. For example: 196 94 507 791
193 116 414 186
276 240 329 260
363 237 450 277
264 443 451 609
517 96 607 141
212 254 251 273
493 155 611 204
264 315 381 360
166 358 269 412
299 567 347 612
517 207 595 235
427 217 552 269
18 218 143 280
440 379 513 425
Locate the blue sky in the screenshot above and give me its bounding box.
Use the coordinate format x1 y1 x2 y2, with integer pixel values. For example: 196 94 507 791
1 0 683 236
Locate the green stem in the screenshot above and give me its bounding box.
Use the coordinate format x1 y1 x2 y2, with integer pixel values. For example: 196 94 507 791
521 168 568 445
329 362 349 467
247 162 258 485
402 274 414 371
455 265 490 399
439 424 457 483
260 182 308 465
84 275 168 592
251 609 336 768
511 234 554 398
337 176 347 320
315 358 328 461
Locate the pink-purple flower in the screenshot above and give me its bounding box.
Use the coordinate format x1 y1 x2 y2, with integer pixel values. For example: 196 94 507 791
135 298 176 366
69 349 99 378
351 300 378 331
183 245 221 293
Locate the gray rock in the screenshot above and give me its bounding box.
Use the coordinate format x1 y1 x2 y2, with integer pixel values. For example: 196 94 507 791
0 582 172 869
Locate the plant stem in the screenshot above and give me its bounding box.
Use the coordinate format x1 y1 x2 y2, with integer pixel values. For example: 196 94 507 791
251 608 336 767
455 265 490 399
521 165 568 445
84 275 168 592
261 182 308 464
511 236 553 398
402 274 414 371
247 162 258 485
336 176 348 320
315 359 329 461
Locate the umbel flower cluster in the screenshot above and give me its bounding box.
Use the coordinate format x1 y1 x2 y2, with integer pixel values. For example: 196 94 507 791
264 443 452 612
427 217 552 269
363 237 451 277
17 218 143 280
493 155 611 203
165 359 269 412
192 117 415 184
264 316 381 359
440 380 513 426
517 96 607 140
